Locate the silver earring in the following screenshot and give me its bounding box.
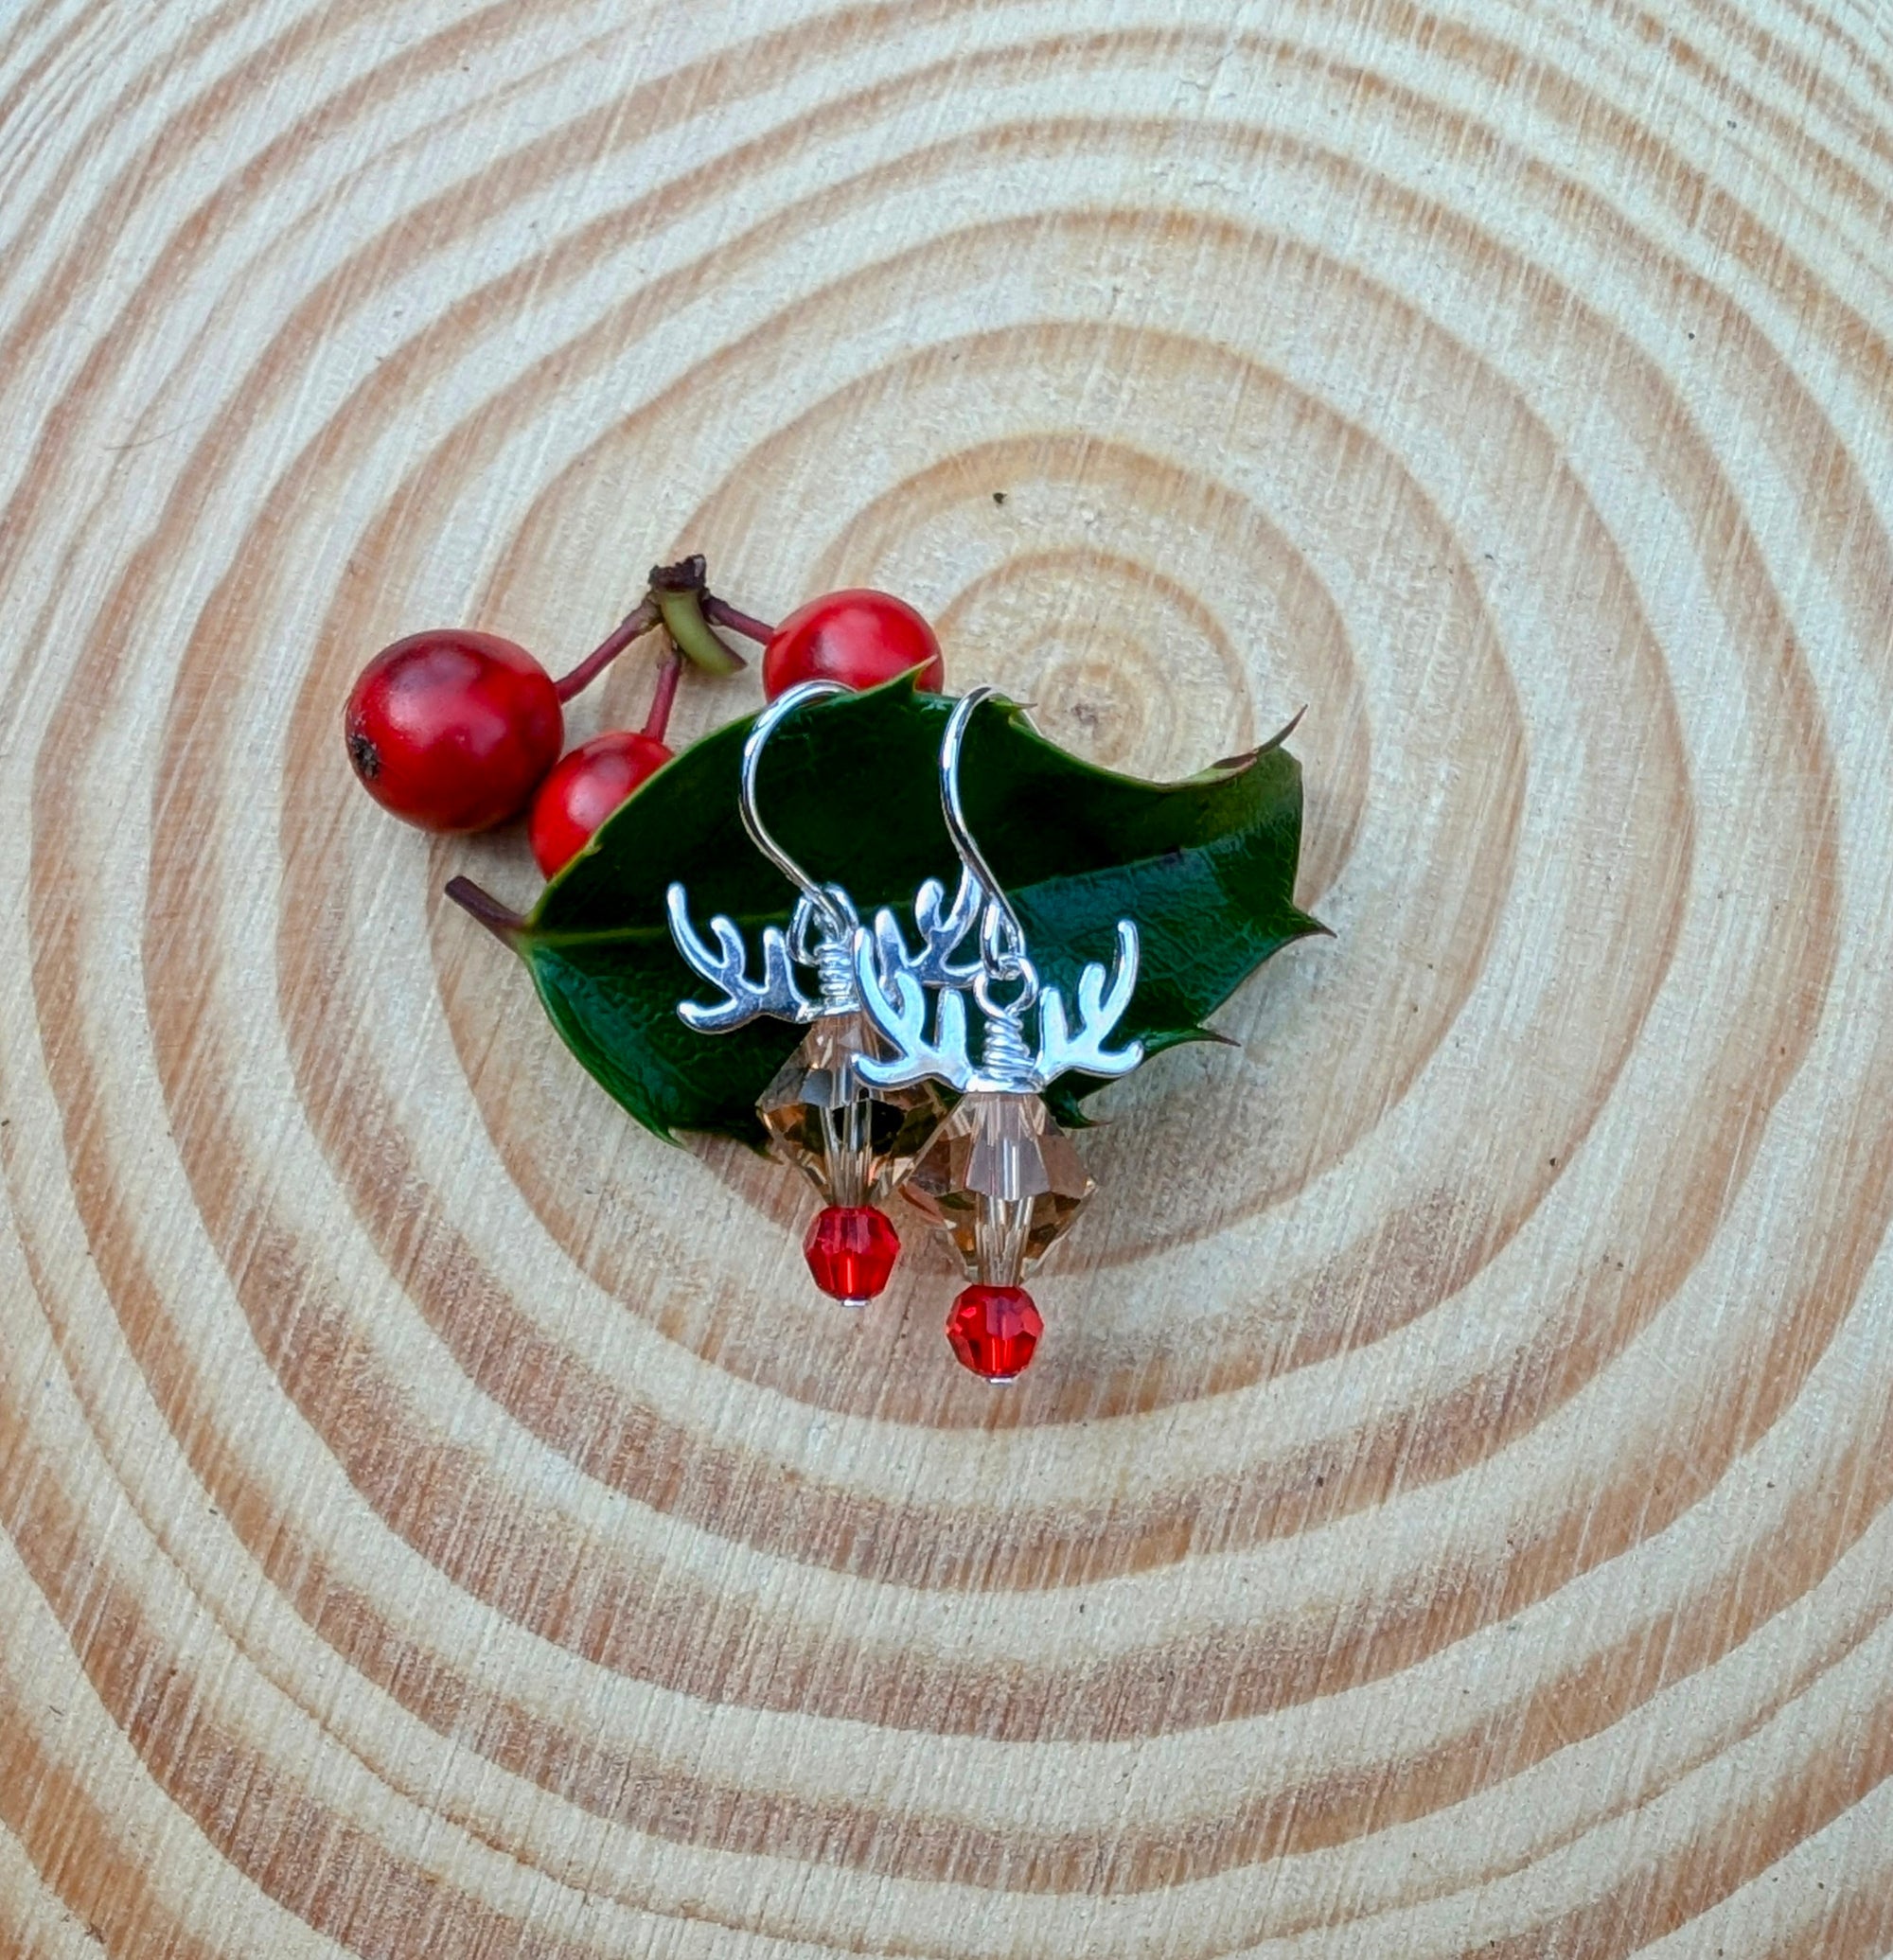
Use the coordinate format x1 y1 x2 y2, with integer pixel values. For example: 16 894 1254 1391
664 681 969 1308
854 687 1143 1379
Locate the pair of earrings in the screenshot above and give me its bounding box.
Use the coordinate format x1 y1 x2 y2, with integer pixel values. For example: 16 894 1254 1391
665 682 1142 1380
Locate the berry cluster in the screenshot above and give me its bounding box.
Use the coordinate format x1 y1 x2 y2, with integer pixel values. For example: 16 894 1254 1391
344 556 945 876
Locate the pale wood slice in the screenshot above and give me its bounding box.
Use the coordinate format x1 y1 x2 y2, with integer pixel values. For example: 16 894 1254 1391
3 0 1892 1953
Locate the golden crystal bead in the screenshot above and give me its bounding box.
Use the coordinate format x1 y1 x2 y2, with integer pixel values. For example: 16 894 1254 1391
756 1009 952 1207
902 1090 1094 1282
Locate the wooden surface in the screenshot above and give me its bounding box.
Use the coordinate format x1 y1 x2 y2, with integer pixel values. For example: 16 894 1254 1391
4 1 1893 1953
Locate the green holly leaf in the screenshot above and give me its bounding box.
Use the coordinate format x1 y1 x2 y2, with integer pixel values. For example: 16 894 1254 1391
470 677 1321 1145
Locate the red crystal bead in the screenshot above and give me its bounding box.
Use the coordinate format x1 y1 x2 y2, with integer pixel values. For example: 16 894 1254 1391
946 1284 1043 1381
804 1206 899 1305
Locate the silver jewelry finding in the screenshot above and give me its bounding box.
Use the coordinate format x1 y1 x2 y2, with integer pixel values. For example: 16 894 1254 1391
663 680 959 1310
666 681 862 1028
847 687 1147 1376
854 687 1143 1094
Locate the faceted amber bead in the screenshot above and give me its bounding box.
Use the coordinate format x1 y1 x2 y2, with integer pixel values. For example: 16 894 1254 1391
757 1009 950 1207
946 1284 1042 1380
903 1091 1093 1281
804 1205 900 1305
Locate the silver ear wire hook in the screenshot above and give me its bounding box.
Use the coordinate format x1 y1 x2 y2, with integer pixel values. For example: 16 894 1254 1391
940 688 1028 986
940 689 1040 1025
669 680 861 1027
741 680 852 942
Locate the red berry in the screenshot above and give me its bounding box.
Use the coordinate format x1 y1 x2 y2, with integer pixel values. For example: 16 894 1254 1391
344 630 562 832
946 1284 1042 1381
528 731 673 876
761 589 945 698
804 1206 900 1305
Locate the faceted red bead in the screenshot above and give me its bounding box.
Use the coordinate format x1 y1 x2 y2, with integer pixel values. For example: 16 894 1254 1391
946 1284 1043 1381
803 1206 899 1304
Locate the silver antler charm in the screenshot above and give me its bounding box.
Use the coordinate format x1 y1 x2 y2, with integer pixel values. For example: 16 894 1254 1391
666 887 821 1031
870 866 983 991
1031 921 1143 1083
853 911 1142 1095
851 952 974 1088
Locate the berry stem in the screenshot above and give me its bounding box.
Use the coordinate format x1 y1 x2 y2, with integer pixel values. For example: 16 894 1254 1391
554 598 662 702
649 559 745 676
700 594 778 645
642 646 684 742
445 875 526 946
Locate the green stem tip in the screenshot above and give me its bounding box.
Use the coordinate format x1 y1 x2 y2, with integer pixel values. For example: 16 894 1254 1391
649 556 746 677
